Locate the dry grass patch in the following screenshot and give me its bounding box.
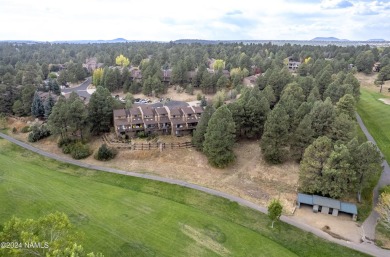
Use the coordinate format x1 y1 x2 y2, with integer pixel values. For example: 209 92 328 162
6 118 300 213
355 72 390 97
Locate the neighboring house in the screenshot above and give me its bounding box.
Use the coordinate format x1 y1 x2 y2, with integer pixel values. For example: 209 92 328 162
37 91 59 102
113 105 204 137
285 56 301 72
162 69 172 82
296 193 358 221
83 57 103 72
243 74 260 87
130 68 143 81
373 62 381 72
208 58 216 69
206 68 230 78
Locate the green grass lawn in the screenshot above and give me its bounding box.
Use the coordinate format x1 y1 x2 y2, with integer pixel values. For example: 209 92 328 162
0 139 369 257
357 89 390 162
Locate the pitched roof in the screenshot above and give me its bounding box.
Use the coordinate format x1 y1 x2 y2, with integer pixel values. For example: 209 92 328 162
191 106 204 114
167 107 181 116
297 193 313 205
113 109 127 117
115 119 129 126
155 107 168 115
139 106 154 117
340 202 357 215
181 107 195 115
129 107 141 116
313 195 340 209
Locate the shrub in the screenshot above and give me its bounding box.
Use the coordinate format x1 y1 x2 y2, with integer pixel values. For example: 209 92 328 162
12 127 17 133
94 144 117 161
185 84 194 95
62 144 73 154
196 93 202 101
136 131 148 138
28 125 51 142
70 142 91 159
379 185 390 195
21 126 30 133
57 137 75 148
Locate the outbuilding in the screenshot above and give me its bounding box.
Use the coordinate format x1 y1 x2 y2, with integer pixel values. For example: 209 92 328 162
297 193 357 221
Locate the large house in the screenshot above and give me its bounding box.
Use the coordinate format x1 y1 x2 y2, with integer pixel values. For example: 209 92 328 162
286 57 301 72
113 105 204 137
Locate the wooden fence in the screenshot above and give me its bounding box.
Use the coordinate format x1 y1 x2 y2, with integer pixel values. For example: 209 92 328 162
102 135 194 151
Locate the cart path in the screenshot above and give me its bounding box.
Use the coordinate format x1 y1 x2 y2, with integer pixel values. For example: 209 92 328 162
0 132 389 257
356 113 390 242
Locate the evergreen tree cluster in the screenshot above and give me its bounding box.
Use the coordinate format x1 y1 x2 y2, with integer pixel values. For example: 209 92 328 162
299 137 382 200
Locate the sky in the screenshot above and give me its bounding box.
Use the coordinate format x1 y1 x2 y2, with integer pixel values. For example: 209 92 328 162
0 0 389 41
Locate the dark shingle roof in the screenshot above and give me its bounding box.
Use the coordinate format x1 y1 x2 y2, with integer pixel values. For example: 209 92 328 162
113 109 127 117
139 106 154 117
115 119 129 126
167 107 181 116
155 107 168 115
191 106 204 114
129 107 141 116
181 107 195 115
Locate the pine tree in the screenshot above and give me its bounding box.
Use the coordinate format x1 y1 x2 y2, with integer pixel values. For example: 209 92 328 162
69 97 89 141
299 136 333 194
336 94 356 120
88 86 114 135
309 98 336 138
316 69 332 98
31 91 44 118
307 86 321 104
227 101 245 137
44 93 55 119
262 85 276 107
322 144 355 198
245 95 270 138
192 106 215 151
203 105 236 168
349 141 382 202
291 114 315 161
260 104 290 164
278 82 305 133
329 113 356 144
47 96 69 139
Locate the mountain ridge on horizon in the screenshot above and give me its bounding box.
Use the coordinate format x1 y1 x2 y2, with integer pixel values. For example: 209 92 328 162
0 37 388 44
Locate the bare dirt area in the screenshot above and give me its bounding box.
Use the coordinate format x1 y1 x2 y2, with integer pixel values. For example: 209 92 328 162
293 205 363 243
86 138 300 213
113 86 215 103
355 72 390 97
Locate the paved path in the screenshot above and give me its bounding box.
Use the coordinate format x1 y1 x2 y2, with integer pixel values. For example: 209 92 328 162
61 77 92 100
0 132 389 257
356 113 390 242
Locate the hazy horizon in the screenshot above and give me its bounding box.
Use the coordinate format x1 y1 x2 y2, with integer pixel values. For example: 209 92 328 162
1 0 389 41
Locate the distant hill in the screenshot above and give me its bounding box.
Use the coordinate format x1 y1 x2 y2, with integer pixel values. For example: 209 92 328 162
311 37 347 41
368 39 386 42
51 38 143 44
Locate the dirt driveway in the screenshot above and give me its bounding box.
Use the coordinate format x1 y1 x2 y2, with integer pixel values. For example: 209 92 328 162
293 205 363 243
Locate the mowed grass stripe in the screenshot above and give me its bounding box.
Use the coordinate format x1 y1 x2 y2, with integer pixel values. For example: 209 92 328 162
357 89 390 162
0 140 298 257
